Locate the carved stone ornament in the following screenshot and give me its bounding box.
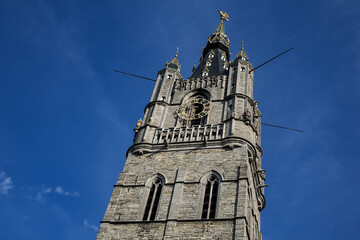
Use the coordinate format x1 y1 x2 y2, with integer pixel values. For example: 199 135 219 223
176 98 211 121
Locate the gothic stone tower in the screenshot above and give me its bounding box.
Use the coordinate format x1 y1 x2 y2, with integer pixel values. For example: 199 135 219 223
97 11 266 240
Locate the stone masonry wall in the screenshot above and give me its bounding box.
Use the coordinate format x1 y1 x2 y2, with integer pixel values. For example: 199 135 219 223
98 145 261 239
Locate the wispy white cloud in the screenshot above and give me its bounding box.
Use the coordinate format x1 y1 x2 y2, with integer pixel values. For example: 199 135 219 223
35 186 79 202
36 187 52 202
54 186 79 197
0 171 14 195
83 219 98 231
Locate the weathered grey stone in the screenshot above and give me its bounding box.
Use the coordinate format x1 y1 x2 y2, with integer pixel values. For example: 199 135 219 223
98 18 266 240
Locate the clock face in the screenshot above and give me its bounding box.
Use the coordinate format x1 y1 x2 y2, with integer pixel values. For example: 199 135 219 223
176 98 211 121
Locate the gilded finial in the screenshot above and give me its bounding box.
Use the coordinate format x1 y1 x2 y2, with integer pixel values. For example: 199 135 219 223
237 40 248 61
192 64 196 72
174 47 179 58
218 10 229 21
165 47 181 71
208 11 230 47
136 118 142 128
170 47 179 64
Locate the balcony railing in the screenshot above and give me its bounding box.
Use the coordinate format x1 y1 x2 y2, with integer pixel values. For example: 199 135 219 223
152 124 225 144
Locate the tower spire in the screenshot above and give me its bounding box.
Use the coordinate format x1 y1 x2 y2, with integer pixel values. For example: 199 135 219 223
236 40 249 61
164 47 181 71
207 10 230 47
213 10 229 37
190 10 230 78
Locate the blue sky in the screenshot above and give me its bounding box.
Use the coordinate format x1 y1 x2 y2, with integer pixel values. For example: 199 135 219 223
0 0 359 239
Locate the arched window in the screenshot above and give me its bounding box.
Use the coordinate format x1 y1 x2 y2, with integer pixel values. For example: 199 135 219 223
143 177 163 221
201 174 219 219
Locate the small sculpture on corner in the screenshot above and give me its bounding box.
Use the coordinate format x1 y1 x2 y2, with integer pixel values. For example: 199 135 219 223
136 118 142 128
134 118 142 133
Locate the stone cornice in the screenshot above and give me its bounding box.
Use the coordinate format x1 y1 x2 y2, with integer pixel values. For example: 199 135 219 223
126 136 263 159
101 216 248 225
144 100 170 111
224 93 254 106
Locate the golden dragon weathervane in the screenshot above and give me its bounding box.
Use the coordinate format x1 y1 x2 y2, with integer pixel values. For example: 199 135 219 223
218 10 229 21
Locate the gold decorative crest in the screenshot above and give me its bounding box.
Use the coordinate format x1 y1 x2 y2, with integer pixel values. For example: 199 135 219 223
218 10 229 21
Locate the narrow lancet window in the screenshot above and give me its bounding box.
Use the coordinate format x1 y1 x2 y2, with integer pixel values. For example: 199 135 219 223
143 178 163 221
201 175 219 219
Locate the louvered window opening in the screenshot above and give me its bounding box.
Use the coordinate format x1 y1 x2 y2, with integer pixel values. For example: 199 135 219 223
143 178 162 221
201 175 219 219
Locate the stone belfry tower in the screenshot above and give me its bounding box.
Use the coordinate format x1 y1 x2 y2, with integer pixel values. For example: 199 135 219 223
97 11 266 240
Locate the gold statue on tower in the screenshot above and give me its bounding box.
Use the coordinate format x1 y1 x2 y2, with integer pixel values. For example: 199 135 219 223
218 10 229 21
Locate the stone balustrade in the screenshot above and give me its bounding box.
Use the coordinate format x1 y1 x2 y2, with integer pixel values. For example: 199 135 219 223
152 124 225 144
